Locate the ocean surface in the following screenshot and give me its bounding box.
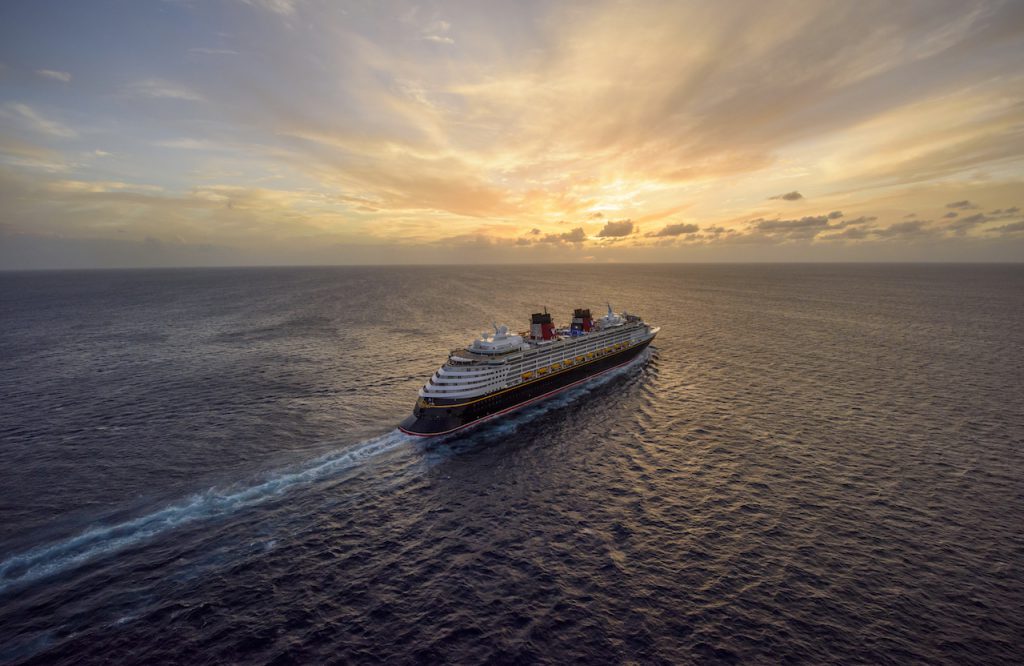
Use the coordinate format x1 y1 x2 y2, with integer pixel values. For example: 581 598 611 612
1 264 1022 664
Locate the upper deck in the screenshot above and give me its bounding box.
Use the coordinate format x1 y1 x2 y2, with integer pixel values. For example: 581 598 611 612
447 318 648 367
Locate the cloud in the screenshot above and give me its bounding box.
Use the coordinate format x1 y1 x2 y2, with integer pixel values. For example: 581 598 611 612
743 212 881 241
422 19 454 45
828 211 844 219
948 213 990 234
831 215 877 228
0 227 237 270
241 0 298 16
647 222 699 237
36 69 71 83
597 219 634 237
540 227 587 243
47 179 164 194
188 48 239 56
433 232 520 248
989 220 1024 234
0 135 67 170
153 138 218 150
423 35 455 45
756 215 830 232
830 227 870 240
770 191 804 201
873 220 931 237
946 200 978 210
126 79 204 101
0 102 77 138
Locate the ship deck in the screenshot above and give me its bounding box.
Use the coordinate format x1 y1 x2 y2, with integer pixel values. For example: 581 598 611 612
449 322 643 364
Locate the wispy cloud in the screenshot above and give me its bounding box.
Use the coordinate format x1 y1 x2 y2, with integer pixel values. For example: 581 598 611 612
36 69 71 82
153 138 218 150
0 135 67 170
422 19 454 45
188 48 238 56
126 79 204 101
1 102 77 138
241 0 298 16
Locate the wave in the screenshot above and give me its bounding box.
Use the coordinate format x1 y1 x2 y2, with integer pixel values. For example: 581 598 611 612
0 430 411 593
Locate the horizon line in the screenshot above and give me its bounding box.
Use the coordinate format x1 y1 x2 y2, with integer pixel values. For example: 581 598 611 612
3 260 1023 273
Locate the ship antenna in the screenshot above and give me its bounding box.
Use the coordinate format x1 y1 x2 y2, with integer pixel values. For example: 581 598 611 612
607 302 613 316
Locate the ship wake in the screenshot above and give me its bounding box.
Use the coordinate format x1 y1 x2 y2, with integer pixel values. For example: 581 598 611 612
0 430 412 593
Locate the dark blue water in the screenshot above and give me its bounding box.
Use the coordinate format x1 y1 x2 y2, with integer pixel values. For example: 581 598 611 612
1 265 1022 664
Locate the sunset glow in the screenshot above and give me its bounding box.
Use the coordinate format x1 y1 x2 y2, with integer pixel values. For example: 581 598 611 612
2 0 1023 267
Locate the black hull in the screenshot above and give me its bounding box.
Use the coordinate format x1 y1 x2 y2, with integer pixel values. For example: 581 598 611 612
399 337 654 437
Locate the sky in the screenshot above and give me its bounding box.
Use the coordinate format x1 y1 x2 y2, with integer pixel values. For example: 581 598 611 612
1 0 1023 268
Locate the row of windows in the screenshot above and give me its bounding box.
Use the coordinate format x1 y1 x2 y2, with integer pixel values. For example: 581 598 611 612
515 339 637 381
505 331 636 373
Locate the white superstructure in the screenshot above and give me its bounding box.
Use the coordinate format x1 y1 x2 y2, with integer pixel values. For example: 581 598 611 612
419 306 658 401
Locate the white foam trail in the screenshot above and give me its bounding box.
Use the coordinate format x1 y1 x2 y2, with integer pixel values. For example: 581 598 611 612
0 430 411 593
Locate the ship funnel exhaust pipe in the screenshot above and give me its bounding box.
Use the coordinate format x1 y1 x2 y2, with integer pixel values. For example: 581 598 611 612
571 308 593 334
530 311 555 340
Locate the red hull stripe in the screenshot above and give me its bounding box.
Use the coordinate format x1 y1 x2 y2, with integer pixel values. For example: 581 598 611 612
398 351 647 438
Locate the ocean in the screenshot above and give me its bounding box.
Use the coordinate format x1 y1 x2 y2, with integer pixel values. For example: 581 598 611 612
1 264 1022 664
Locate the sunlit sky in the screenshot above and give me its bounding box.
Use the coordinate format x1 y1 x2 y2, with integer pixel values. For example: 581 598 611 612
1 0 1023 267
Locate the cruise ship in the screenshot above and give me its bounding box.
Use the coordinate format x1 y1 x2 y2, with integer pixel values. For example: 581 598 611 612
399 306 659 436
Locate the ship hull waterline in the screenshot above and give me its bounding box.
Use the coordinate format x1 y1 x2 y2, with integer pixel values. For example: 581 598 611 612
399 336 655 437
